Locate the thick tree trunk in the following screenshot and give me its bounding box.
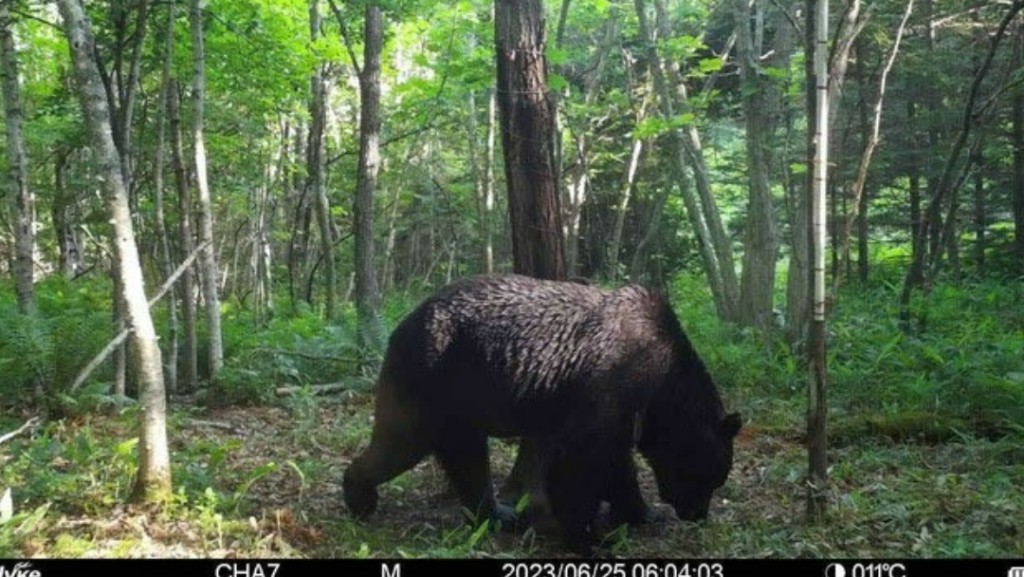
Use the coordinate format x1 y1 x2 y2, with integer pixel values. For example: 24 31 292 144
787 0 814 352
309 0 337 322
58 0 171 503
1 4 35 317
153 0 178 393
190 0 223 380
734 0 781 331
355 4 384 353
495 0 567 281
170 80 198 391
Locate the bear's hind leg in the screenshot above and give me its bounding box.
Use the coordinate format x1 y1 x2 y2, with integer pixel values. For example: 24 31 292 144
344 384 432 519
434 426 517 529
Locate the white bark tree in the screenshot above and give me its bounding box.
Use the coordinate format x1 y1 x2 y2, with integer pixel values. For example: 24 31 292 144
190 0 224 379
58 0 171 502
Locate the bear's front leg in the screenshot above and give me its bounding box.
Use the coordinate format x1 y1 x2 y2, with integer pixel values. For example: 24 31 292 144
435 425 520 531
606 452 661 527
541 437 610 556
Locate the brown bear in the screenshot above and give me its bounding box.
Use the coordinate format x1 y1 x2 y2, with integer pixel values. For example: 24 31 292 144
343 274 741 554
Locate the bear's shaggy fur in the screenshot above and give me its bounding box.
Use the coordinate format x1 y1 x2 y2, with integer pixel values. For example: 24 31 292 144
343 274 741 553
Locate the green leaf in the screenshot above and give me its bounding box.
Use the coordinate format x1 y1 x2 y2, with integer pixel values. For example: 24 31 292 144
698 57 724 73
764 65 790 80
467 519 490 548
547 46 570 66
548 73 568 91
114 438 139 458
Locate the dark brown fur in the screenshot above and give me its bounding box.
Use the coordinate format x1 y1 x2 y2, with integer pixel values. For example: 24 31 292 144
343 274 741 554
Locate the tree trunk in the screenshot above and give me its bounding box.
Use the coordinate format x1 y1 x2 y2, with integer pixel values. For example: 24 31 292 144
972 151 985 274
308 0 337 322
1014 21 1024 271
827 0 867 128
354 3 384 353
53 150 82 278
380 182 402 292
923 0 941 264
485 90 497 273
252 168 273 323
807 0 829 521
190 0 223 380
1 4 35 317
629 174 671 281
607 131 646 281
153 0 178 394
170 80 198 392
787 0 815 352
287 122 310 308
58 0 171 503
118 0 149 196
468 87 485 272
113 269 127 397
734 0 781 331
495 0 567 281
908 99 922 260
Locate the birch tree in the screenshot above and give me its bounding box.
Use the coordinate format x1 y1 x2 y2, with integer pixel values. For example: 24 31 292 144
58 0 171 502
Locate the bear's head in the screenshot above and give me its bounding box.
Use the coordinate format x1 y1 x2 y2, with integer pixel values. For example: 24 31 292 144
640 410 742 522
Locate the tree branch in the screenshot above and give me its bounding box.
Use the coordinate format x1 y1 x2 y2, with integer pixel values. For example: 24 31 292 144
0 417 41 446
325 0 361 77
70 241 210 392
326 117 461 168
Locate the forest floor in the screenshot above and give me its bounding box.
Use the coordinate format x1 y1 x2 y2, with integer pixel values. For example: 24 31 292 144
2 393 1022 559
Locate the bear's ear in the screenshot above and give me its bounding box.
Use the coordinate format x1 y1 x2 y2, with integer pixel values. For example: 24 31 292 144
722 412 742 438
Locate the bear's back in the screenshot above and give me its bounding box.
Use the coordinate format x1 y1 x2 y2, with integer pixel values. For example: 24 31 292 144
407 275 676 398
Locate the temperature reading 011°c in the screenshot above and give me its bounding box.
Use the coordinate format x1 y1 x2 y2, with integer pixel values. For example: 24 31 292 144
851 563 907 577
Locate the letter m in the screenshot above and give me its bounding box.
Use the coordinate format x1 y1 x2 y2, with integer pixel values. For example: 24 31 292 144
382 564 400 577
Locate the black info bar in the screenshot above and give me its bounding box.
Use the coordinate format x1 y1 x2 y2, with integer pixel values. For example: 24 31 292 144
1 559 1022 577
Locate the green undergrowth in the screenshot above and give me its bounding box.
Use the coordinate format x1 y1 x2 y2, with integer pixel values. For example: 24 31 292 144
667 272 1024 439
